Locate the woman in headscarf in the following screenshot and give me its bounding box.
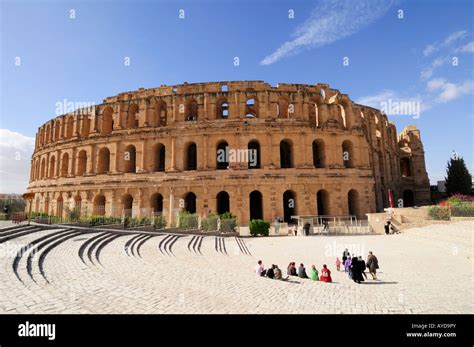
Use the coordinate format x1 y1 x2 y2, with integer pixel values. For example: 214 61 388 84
309 265 319 281
319 264 332 283
351 256 364 284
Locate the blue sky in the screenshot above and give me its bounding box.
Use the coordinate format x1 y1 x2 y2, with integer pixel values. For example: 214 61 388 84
0 0 473 193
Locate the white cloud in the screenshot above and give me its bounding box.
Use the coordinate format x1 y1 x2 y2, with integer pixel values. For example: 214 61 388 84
356 90 397 108
0 129 34 194
458 41 474 53
420 57 446 80
423 30 467 56
260 0 394 65
426 78 474 102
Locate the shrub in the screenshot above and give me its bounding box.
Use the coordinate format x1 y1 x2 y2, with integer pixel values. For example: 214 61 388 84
202 215 218 231
220 218 236 233
153 215 167 229
219 211 235 219
427 206 450 220
451 204 474 217
249 219 270 236
178 211 198 229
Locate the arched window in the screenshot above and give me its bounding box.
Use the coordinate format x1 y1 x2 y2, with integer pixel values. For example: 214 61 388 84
216 191 230 215
309 99 319 126
150 193 164 213
312 140 326 168
45 125 51 144
280 140 293 168
400 157 412 177
54 120 61 141
60 153 69 177
317 190 330 216
283 190 296 223
97 147 110 174
216 141 229 170
185 143 197 170
101 107 113 135
93 194 106 215
122 194 133 217
124 145 136 173
127 104 139 129
348 189 360 219
49 156 56 178
74 195 82 218
342 140 354 168
186 99 198 121
249 190 263 220
245 98 258 118
77 150 87 176
184 192 197 213
219 101 229 119
153 143 165 172
248 141 261 169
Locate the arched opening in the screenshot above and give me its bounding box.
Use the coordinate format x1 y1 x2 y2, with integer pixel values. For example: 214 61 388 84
283 190 296 223
101 107 113 135
60 153 69 177
56 196 63 218
249 190 263 220
81 116 90 137
44 197 49 215
217 99 229 119
184 192 197 213
77 150 87 176
309 99 320 126
186 99 198 121
66 117 74 139
124 145 136 173
40 158 46 179
121 194 133 217
312 140 326 168
45 125 51 143
216 141 229 170
127 104 139 129
216 191 230 215
97 147 110 174
93 194 106 216
317 190 330 216
280 140 293 168
150 193 164 213
348 189 360 219
49 156 56 178
400 157 412 177
245 98 258 118
403 190 415 207
153 143 165 172
185 142 197 170
342 140 354 168
248 141 261 169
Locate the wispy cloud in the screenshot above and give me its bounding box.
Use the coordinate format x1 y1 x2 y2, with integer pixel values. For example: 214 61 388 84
260 0 394 66
0 129 34 193
423 30 467 56
457 41 474 53
426 78 474 102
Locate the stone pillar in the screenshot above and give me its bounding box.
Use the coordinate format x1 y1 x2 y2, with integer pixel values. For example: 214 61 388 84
170 136 176 171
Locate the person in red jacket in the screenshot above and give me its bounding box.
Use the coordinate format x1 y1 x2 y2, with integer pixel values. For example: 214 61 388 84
320 264 332 283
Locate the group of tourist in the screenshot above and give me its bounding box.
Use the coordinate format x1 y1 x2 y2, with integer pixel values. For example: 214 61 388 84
336 249 379 283
255 261 332 282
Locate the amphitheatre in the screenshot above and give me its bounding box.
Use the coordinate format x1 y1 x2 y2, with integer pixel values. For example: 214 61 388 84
27 80 431 228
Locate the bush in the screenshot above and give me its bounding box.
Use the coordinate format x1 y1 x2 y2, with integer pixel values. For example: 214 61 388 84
220 218 236 233
202 214 218 231
249 219 270 236
153 215 167 229
178 211 198 229
219 211 235 219
451 204 474 217
427 206 450 220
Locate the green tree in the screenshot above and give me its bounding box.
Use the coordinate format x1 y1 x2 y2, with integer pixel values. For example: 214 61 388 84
445 155 472 196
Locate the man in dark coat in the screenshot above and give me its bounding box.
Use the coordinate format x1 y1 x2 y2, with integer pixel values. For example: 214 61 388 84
351 256 364 283
366 252 379 280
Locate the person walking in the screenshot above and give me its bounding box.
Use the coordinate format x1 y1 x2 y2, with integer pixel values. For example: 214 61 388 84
366 251 379 280
351 256 364 284
358 256 368 279
342 248 350 266
344 256 352 276
335 257 341 271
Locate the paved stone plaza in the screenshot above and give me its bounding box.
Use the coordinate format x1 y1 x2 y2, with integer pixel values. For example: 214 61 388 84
0 221 472 314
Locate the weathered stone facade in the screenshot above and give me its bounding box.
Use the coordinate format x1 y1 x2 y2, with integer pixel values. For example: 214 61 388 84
27 81 430 226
